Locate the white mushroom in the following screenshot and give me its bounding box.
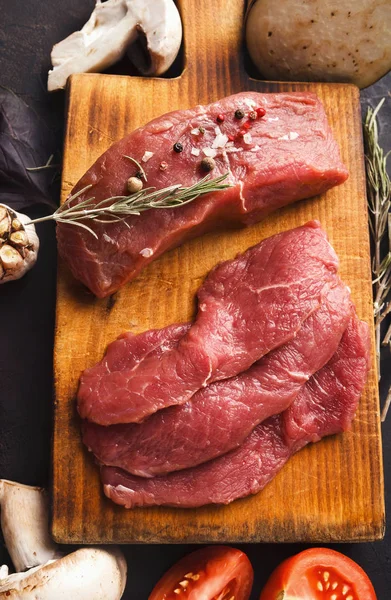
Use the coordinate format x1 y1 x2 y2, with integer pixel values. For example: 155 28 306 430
48 0 182 92
0 480 127 599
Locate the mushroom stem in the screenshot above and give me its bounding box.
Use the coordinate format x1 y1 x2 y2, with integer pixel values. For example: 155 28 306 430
0 480 59 572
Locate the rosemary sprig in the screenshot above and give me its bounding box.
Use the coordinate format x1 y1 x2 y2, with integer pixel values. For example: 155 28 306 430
27 173 231 238
363 99 391 421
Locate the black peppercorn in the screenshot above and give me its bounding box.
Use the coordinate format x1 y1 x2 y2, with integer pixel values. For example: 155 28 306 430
135 171 144 179
173 142 183 153
234 109 244 119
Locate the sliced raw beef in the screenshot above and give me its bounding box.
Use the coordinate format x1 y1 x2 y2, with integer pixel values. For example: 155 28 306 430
101 315 370 508
78 222 340 425
57 91 348 297
83 280 352 476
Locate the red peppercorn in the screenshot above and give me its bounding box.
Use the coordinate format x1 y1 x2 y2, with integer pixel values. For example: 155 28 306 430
228 134 235 142
243 121 251 130
256 107 266 117
216 113 225 123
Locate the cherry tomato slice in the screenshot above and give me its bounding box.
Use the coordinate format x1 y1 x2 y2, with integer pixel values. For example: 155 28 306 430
259 548 377 600
149 545 254 600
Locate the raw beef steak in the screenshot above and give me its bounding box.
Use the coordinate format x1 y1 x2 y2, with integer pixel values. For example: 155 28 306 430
78 222 340 425
57 91 348 297
101 315 370 508
83 279 352 476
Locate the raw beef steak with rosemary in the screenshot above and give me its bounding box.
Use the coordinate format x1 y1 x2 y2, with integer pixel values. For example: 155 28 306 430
57 91 348 297
101 314 370 509
83 279 352 476
78 222 340 425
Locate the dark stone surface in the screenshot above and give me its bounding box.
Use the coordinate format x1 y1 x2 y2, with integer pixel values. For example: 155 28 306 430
0 0 390 597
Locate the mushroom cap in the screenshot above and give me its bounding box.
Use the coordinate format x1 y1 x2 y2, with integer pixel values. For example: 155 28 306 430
126 0 183 75
48 0 182 91
0 547 127 600
246 0 391 89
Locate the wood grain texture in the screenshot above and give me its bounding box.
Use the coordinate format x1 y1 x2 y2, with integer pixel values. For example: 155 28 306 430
52 0 384 543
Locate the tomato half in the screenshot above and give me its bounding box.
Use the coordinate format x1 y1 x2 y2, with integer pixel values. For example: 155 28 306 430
149 545 254 600
259 548 377 600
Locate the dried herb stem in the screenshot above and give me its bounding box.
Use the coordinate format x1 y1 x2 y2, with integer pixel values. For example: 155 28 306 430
363 99 391 421
26 154 59 172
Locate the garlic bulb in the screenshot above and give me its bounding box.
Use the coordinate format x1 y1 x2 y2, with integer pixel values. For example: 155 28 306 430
0 205 39 283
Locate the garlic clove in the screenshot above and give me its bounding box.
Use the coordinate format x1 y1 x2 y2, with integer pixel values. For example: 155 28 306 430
11 218 22 231
0 245 24 269
10 231 29 248
0 217 10 238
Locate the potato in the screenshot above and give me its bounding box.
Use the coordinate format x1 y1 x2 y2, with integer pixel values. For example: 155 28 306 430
246 0 391 88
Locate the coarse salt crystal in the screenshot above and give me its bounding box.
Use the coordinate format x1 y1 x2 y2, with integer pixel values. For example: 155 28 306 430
268 117 279 122
226 141 234 147
203 147 217 158
212 133 229 149
190 128 200 135
226 147 243 153
243 133 252 144
279 131 299 141
244 98 256 109
250 145 260 152
103 233 113 243
214 126 221 135
191 147 200 156
140 247 153 258
142 151 154 162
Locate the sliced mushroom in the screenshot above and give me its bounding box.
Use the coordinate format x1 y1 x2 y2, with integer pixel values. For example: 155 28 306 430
47 0 182 92
0 480 127 599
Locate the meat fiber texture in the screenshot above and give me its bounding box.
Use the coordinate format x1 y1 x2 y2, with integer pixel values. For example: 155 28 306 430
83 279 352 477
57 91 348 297
101 314 370 509
78 222 341 425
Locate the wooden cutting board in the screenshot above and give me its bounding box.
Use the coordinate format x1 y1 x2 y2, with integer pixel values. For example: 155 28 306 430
52 0 384 543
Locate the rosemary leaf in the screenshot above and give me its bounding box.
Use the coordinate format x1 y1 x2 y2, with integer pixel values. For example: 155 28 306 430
363 99 391 421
